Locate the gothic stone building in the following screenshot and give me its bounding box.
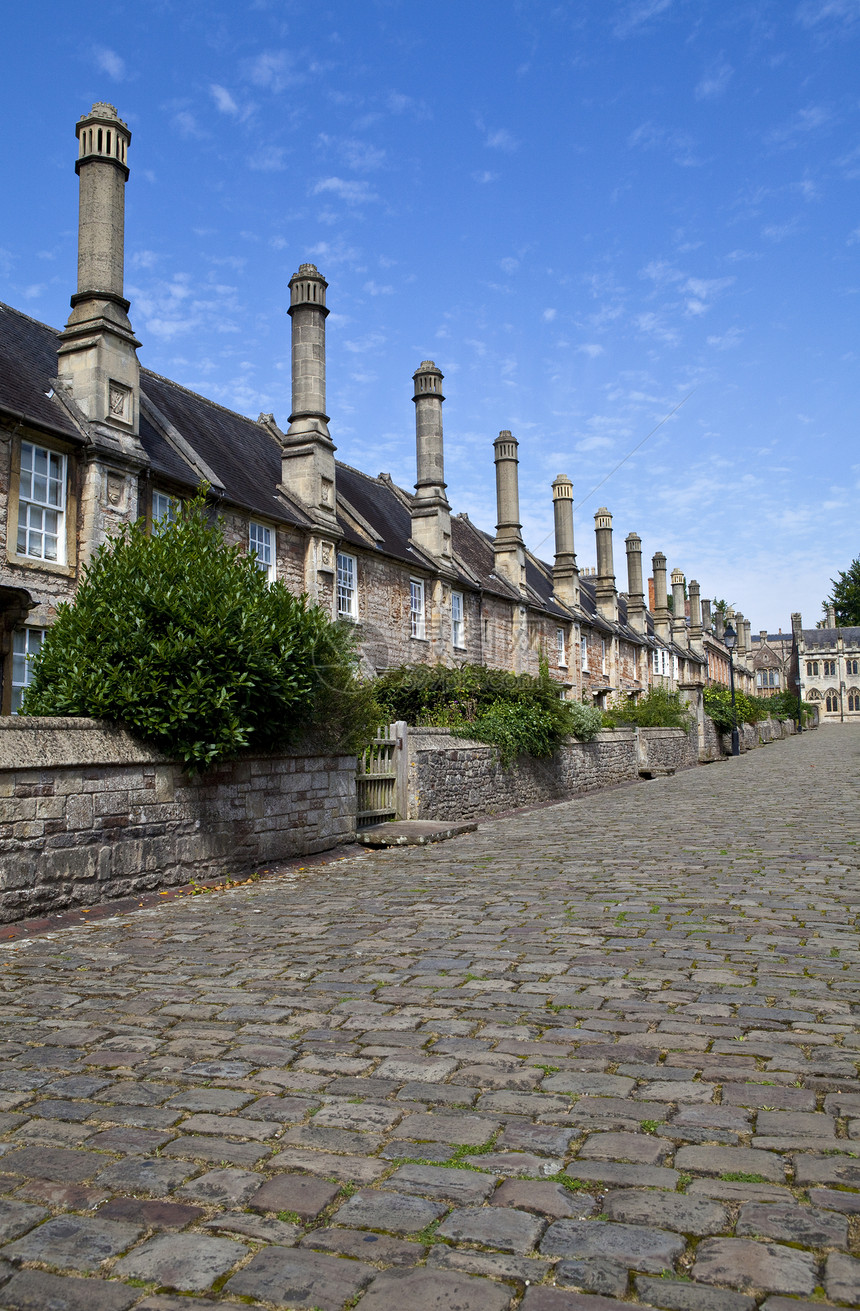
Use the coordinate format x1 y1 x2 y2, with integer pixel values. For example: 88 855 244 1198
0 103 751 714
790 610 860 722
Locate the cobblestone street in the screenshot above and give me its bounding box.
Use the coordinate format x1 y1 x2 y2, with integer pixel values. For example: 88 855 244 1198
0 726 858 1310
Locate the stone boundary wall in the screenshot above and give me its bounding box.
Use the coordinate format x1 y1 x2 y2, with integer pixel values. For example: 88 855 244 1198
407 717 798 822
0 718 355 925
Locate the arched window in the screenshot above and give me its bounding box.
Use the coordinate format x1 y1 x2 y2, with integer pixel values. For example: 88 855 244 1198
847 658 859 676
825 690 839 712
806 660 820 676
807 689 822 701
848 690 860 712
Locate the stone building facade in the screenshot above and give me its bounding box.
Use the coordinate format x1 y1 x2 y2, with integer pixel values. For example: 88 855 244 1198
790 610 860 722
0 102 755 715
751 629 793 695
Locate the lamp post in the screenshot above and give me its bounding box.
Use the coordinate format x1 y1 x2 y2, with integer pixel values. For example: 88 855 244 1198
725 622 740 757
795 675 803 734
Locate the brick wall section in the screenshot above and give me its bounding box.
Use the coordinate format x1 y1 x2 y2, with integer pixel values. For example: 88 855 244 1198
0 718 355 925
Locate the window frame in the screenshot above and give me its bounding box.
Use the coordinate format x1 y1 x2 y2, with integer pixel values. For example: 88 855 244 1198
15 440 67 566
581 635 589 673
556 626 567 668
410 578 426 640
336 551 358 621
10 626 46 714
825 690 839 712
248 520 275 583
451 590 465 649
151 490 180 536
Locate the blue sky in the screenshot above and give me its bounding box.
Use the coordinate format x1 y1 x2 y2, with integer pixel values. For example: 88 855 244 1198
3 1 859 631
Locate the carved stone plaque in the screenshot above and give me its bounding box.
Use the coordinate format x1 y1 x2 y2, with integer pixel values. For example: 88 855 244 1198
108 381 131 423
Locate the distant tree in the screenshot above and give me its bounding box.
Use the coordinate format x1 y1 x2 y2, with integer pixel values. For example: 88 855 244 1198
824 556 860 626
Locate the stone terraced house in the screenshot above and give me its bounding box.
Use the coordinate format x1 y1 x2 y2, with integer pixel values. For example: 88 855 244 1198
0 102 752 716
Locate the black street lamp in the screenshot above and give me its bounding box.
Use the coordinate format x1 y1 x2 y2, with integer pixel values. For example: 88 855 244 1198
724 622 740 757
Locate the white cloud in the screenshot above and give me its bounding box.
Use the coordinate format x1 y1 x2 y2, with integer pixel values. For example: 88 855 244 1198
542 308 557 321
796 1 860 31
640 259 685 285
766 103 834 146
614 0 673 37
363 280 393 295
249 147 289 171
308 239 361 265
319 135 386 171
575 435 614 452
173 111 205 140
210 84 240 116
94 47 125 81
245 50 302 93
485 128 519 152
706 327 744 350
130 250 160 270
578 343 604 357
636 312 680 344
472 170 498 184
500 257 519 274
312 177 378 204
762 217 802 240
23 284 46 300
684 276 734 299
628 122 701 167
695 60 733 101
342 139 386 171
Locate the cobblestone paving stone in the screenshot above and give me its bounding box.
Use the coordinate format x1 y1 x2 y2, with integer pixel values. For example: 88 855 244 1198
0 725 858 1309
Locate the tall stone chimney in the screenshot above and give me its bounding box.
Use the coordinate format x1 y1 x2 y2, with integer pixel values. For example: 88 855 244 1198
671 569 688 648
652 552 671 642
58 103 140 434
826 603 836 627
493 431 526 592
702 598 712 633
743 618 751 655
282 263 338 530
551 475 579 608
624 532 647 634
594 508 618 623
688 580 703 651
736 612 747 657
411 361 451 560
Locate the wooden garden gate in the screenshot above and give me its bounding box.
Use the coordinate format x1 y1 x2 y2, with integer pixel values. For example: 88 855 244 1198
355 721 408 828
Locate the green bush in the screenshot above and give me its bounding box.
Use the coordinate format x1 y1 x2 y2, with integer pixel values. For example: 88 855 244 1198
372 659 603 766
703 686 801 731
22 495 378 771
602 686 692 730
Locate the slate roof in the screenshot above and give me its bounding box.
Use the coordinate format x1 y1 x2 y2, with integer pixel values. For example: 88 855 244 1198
0 304 82 441
0 300 704 642
802 626 860 648
141 371 310 526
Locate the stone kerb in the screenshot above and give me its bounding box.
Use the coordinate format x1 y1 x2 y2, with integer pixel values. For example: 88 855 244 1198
0 718 356 925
